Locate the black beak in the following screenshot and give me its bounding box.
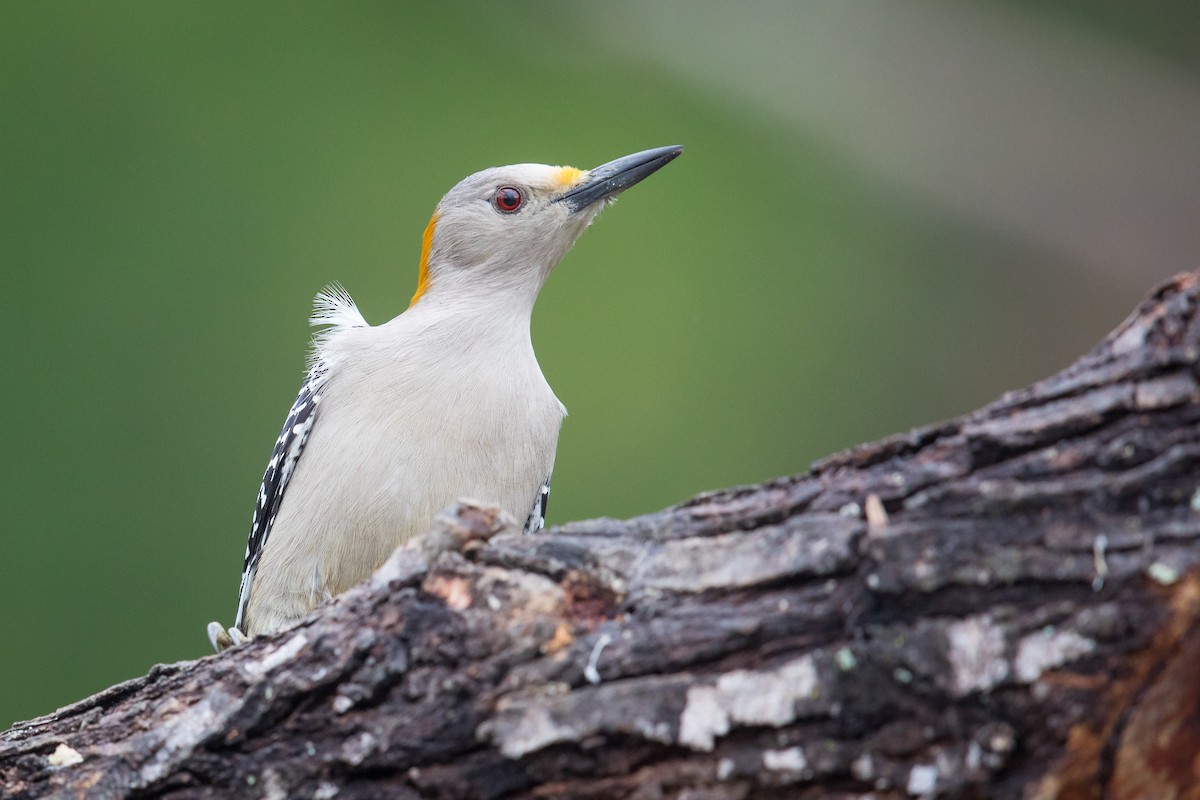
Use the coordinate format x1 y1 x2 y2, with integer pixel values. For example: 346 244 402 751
557 145 683 212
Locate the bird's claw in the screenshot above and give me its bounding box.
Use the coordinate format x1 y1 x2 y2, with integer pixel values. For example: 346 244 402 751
207 621 248 652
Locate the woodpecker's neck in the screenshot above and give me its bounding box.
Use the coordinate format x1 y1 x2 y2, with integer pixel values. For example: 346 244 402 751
410 255 551 322
397 277 544 361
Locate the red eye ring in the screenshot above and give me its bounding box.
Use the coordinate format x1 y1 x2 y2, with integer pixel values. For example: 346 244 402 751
493 186 523 213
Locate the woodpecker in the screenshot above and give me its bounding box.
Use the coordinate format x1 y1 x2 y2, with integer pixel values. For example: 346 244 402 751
209 145 682 649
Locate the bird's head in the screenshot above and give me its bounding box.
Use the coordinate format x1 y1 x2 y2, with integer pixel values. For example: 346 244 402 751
410 145 682 309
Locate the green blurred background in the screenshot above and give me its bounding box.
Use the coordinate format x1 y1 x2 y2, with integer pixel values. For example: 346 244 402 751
3 1 1199 726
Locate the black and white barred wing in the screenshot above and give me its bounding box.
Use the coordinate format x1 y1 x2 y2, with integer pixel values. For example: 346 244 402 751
523 474 551 534
234 366 328 630
234 284 366 632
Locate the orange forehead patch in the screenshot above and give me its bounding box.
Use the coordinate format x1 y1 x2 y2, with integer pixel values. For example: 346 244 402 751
408 211 438 308
554 166 583 188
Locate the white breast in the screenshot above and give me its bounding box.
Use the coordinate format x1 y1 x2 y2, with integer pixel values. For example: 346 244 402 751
246 309 564 632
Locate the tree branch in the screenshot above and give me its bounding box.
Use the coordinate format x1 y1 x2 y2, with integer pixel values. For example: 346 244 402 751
5 273 1200 799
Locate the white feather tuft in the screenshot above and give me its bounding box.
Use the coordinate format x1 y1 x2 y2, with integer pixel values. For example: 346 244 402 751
311 283 368 329
306 283 368 374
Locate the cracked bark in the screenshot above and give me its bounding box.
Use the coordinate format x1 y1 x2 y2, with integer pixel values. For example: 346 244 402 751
5 273 1200 800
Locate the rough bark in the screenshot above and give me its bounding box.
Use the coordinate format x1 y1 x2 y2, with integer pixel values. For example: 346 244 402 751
5 273 1200 800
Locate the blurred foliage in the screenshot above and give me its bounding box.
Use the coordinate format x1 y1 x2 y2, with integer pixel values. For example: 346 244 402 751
1006 0 1200 71
0 1 1193 726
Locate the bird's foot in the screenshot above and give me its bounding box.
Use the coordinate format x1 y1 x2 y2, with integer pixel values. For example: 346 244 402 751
206 621 249 652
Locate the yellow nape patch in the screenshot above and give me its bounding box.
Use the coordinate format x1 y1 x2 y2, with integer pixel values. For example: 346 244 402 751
409 211 438 307
554 166 583 188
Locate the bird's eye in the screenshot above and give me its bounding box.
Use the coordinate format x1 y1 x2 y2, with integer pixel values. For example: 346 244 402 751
493 186 524 213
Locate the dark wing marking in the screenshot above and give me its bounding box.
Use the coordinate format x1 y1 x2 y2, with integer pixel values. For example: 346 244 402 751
234 365 329 630
523 474 551 534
